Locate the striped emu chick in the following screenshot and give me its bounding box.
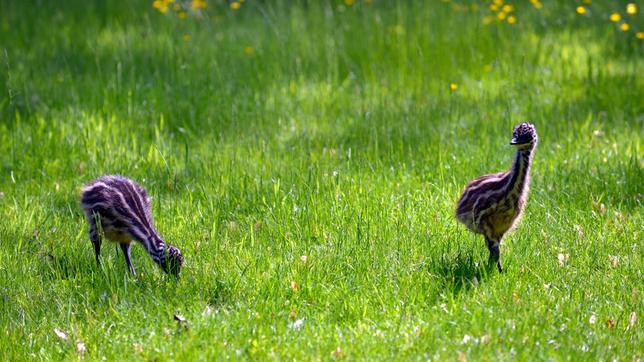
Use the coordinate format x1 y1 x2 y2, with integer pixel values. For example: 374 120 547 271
456 122 538 272
80 175 183 276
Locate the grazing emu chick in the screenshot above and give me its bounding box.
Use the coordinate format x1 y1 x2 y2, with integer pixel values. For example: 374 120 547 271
80 175 183 276
456 122 538 272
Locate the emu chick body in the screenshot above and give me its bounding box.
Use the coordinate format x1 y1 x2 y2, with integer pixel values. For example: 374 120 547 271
456 123 538 271
80 175 183 275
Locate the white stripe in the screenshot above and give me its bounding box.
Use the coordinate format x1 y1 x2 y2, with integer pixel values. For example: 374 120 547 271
82 201 111 210
87 185 152 245
123 179 156 237
108 186 148 232
82 181 111 194
459 174 506 204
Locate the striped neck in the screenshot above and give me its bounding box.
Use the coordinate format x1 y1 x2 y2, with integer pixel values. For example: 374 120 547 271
504 145 535 195
146 234 167 269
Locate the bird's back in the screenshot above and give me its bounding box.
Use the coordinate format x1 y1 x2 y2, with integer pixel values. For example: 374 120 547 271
81 175 155 240
455 171 508 232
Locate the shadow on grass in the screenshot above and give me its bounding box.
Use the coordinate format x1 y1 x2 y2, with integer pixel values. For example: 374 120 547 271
11 226 86 281
41 252 98 281
45 254 77 279
429 252 496 295
206 279 233 308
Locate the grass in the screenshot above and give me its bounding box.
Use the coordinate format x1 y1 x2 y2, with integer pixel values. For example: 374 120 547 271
0 0 642 360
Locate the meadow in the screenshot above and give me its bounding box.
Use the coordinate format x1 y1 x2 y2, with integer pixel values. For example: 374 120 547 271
0 0 642 360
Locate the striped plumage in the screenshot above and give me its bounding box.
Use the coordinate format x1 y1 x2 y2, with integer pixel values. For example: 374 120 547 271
80 175 183 276
456 122 538 272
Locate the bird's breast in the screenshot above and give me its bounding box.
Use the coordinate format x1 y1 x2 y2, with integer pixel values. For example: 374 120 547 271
483 194 522 236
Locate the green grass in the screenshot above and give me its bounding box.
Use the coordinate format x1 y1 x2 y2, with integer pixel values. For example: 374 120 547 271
0 0 642 360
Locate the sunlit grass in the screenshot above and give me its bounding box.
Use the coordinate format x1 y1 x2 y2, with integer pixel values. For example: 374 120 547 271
0 0 642 360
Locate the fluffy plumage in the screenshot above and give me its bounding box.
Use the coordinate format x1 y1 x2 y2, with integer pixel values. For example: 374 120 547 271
456 122 538 271
80 175 183 276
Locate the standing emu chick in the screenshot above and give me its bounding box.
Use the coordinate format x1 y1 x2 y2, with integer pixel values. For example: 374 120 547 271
456 123 538 272
80 175 183 276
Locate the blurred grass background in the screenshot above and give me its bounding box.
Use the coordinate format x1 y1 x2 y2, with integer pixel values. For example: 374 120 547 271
0 0 642 360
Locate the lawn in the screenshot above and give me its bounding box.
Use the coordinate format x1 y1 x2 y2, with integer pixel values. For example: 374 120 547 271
0 0 642 360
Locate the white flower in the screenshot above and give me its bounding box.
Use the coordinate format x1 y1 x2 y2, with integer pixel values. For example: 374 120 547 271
54 328 68 341
589 314 597 324
289 318 305 331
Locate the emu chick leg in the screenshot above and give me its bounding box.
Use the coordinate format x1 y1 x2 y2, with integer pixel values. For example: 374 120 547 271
486 237 502 272
120 243 136 275
88 215 102 266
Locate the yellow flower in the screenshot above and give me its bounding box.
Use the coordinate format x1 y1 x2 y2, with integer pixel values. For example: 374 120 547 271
610 12 621 22
636 31 644 39
244 46 254 55
507 15 517 24
190 0 207 9
493 0 503 5
449 83 458 92
490 4 499 12
483 64 493 72
178 11 188 19
620 23 630 31
582 0 591 3
230 1 241 10
497 11 507 20
626 3 637 14
344 0 354 6
576 6 586 14
153 0 169 13
183 34 192 42
531 1 543 10
390 25 404 34
502 4 514 13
